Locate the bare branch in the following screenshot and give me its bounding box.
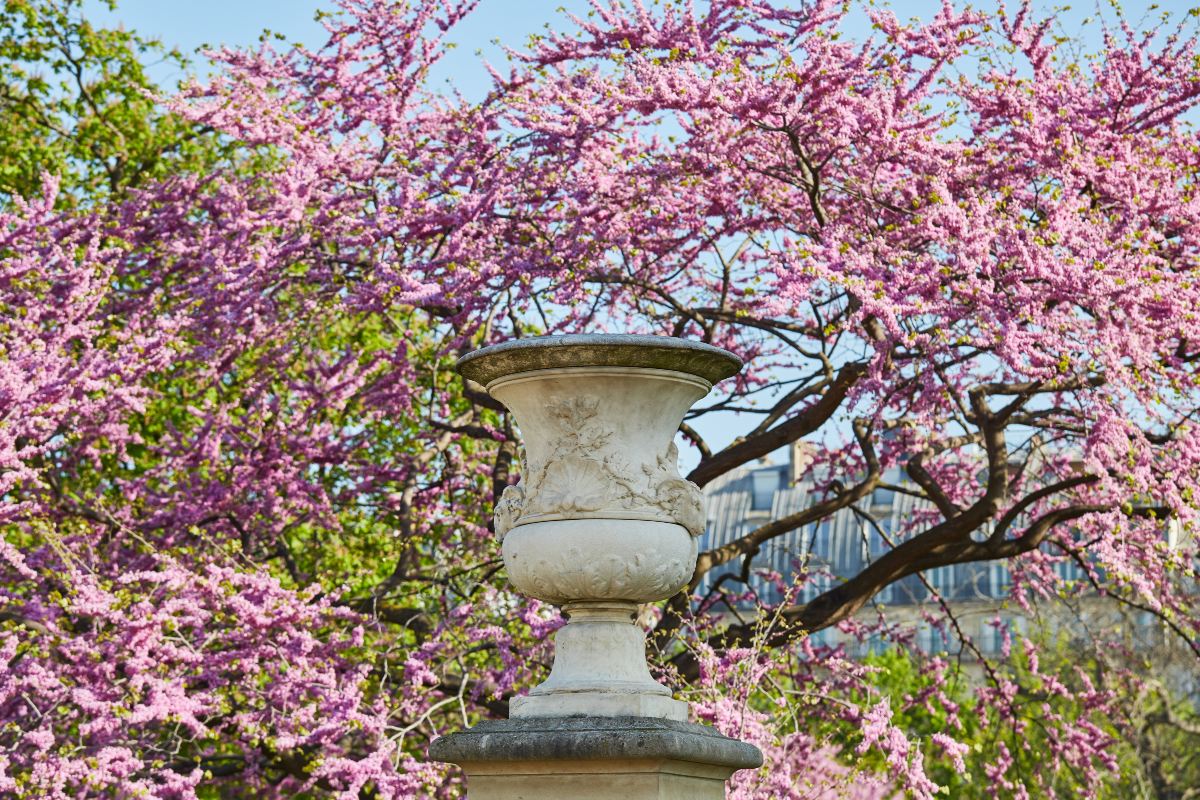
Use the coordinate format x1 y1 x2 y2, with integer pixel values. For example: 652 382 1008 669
687 361 865 487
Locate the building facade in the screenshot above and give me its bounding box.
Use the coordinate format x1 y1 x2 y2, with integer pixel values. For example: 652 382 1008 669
697 444 1160 659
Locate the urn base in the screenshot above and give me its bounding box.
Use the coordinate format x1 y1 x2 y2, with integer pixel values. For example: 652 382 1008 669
429 716 763 800
512 601 687 721
511 690 689 722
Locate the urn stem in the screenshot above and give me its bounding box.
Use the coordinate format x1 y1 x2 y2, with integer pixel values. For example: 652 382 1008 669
510 600 687 721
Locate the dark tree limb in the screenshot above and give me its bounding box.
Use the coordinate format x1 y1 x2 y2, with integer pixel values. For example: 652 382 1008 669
686 361 865 487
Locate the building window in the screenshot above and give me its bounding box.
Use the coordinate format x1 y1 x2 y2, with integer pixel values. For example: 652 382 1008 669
988 562 1009 596
982 617 1009 654
750 469 779 511
870 486 895 507
926 564 955 597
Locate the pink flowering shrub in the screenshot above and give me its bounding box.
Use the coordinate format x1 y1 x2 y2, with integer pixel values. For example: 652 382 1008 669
0 557 437 798
687 639 896 800
2 0 1199 796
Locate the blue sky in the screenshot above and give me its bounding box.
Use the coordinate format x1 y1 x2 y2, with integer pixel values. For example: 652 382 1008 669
81 0 1193 100
82 0 596 99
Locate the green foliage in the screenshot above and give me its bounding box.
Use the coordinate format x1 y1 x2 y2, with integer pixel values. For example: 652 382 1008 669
812 639 1200 799
1114 679 1200 799
0 0 221 203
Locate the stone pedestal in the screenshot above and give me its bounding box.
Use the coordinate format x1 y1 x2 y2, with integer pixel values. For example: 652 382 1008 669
429 717 762 800
430 335 760 798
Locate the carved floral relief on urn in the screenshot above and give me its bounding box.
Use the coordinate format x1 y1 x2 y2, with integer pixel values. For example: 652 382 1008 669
456 334 742 721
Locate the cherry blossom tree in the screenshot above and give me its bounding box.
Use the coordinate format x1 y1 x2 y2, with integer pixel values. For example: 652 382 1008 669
2 0 1198 797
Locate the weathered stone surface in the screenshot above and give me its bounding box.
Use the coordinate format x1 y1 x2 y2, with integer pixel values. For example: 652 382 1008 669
508 601 688 721
429 716 762 770
509 690 689 722
451 760 743 800
458 334 744 720
433 335 758 798
455 334 743 387
431 716 762 799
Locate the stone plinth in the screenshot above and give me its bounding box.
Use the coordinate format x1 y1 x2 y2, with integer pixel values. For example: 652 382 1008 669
429 717 762 800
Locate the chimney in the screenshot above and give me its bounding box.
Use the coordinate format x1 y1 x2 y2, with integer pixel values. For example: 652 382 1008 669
789 440 815 485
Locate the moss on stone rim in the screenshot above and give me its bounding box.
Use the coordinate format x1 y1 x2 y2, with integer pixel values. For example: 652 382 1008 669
455 334 743 387
429 715 763 768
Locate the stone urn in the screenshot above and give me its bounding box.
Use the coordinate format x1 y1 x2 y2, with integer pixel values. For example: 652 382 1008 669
456 334 742 721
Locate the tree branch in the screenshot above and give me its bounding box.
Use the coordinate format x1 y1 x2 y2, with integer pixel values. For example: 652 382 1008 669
686 361 865 487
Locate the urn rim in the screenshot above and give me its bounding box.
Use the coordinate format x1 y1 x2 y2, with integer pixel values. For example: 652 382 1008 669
455 334 743 387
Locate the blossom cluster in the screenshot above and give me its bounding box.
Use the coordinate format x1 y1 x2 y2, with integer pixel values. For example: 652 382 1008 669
2 0 1198 796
